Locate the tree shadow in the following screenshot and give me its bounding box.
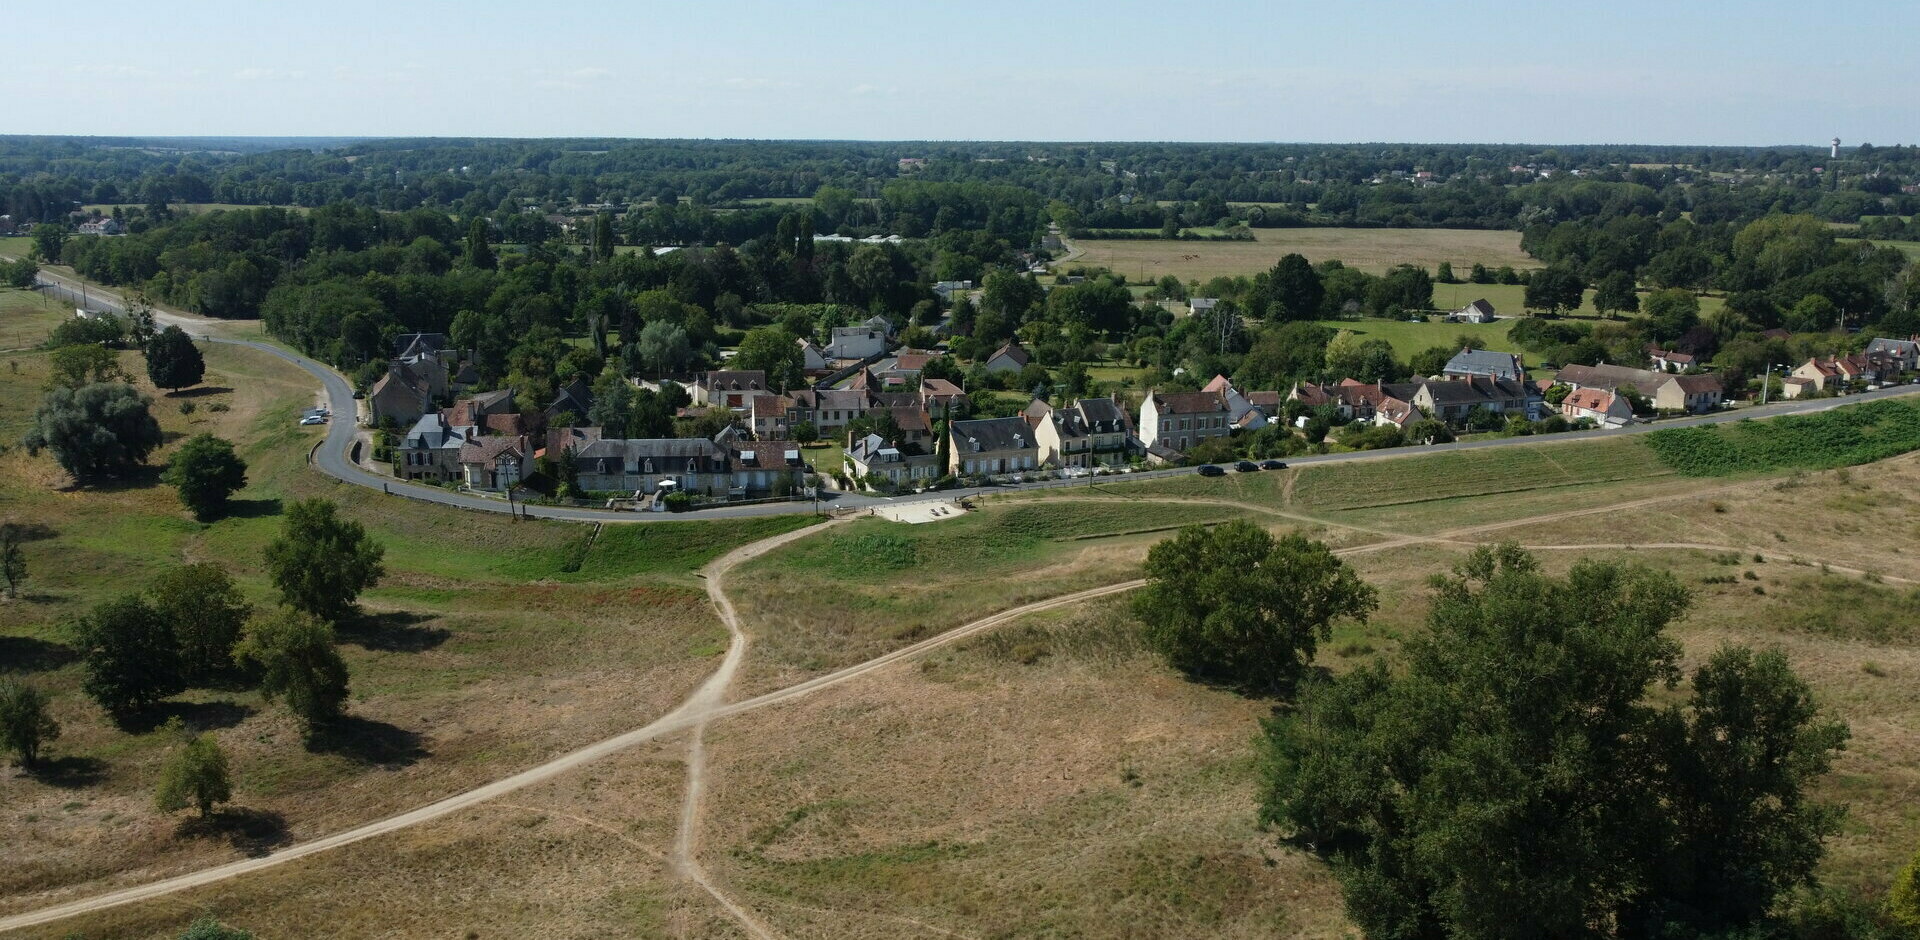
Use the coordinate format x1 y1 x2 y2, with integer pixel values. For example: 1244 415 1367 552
165 386 233 399
121 699 254 734
337 610 449 653
175 806 292 858
223 497 283 519
69 465 163 494
0 635 76 673
305 716 429 769
27 755 108 789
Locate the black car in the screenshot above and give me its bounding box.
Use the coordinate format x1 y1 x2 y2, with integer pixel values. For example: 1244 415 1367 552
1234 460 1260 472
1259 459 1288 470
1196 464 1226 477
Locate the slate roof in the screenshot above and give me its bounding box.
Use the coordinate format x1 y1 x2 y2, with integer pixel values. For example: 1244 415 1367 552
1443 348 1525 381
1073 397 1128 432
988 343 1031 367
951 416 1035 453
403 413 475 450
698 370 768 392
1555 363 1665 392
576 437 730 474
392 332 451 358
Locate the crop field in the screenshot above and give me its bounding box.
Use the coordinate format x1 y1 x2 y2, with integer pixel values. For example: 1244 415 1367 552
1291 438 1675 511
1645 399 1920 476
1065 227 1535 280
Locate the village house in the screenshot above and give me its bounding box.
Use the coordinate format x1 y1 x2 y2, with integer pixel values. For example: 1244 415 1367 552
722 441 808 497
443 388 517 428
1442 348 1525 382
368 361 436 426
1139 389 1232 454
1864 337 1920 372
747 394 794 440
846 433 941 487
1445 298 1498 323
919 378 966 413
983 342 1032 374
460 435 531 492
1555 364 1723 413
1790 354 1881 393
1189 298 1218 317
826 326 887 360
574 437 736 497
787 387 871 434
1383 376 1530 425
1647 347 1697 373
398 412 477 482
545 377 594 426
797 337 829 371
1028 397 1134 468
691 370 768 409
948 416 1041 477
1560 388 1634 427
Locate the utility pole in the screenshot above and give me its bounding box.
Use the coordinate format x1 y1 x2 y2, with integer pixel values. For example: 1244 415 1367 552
1760 362 1773 406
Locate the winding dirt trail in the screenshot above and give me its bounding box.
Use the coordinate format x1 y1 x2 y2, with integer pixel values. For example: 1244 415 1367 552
3 486 1898 935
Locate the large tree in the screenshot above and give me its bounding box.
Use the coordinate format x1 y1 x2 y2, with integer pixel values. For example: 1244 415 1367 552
1266 253 1325 321
1132 521 1377 694
74 594 185 719
1 521 27 599
1592 271 1640 319
234 607 350 729
1524 265 1586 315
154 721 232 818
1262 545 1848 939
22 382 164 480
733 325 805 393
144 325 206 392
149 563 251 682
263 499 385 623
0 679 60 769
162 434 249 520
45 344 130 390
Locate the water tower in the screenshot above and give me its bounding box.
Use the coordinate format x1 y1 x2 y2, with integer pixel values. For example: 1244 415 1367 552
1832 137 1841 159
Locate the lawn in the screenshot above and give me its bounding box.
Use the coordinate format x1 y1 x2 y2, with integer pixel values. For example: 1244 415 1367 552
1066 227 1536 280
1307 315 1520 359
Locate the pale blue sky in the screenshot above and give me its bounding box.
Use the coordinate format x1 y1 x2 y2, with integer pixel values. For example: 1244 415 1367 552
8 0 1917 144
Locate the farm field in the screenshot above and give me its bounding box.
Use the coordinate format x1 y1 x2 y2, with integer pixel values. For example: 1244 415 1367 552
0 339 819 917
0 287 70 350
1065 226 1535 280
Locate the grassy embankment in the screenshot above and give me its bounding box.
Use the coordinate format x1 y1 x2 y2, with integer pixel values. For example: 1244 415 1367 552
0 330 818 922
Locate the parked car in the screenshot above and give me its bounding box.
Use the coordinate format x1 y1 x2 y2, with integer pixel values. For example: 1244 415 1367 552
1259 459 1288 470
1196 464 1226 477
299 415 327 426
1234 460 1259 473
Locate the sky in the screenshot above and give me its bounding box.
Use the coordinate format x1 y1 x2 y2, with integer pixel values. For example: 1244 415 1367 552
6 0 1918 146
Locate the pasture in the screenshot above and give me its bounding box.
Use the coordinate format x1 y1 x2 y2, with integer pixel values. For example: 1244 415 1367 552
1064 227 1535 280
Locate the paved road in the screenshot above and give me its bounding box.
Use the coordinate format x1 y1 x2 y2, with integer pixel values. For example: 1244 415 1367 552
26 265 1920 523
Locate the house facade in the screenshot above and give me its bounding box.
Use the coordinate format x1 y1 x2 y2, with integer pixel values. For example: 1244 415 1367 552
826 326 887 360
575 438 735 496
983 342 1031 374
948 416 1041 477
398 413 476 482
368 361 435 426
846 433 941 486
1865 337 1920 372
1446 299 1497 323
460 435 530 492
692 370 769 409
1561 388 1633 427
1139 389 1232 454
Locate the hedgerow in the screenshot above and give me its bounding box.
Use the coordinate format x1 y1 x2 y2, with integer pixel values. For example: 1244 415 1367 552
1645 399 1920 476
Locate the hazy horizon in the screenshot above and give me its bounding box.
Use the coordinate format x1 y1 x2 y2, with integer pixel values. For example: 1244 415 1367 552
10 0 1918 147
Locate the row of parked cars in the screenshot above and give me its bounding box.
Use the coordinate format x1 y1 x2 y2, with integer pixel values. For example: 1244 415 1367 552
1196 459 1287 477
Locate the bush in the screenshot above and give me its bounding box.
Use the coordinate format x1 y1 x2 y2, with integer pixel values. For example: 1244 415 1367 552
663 490 693 512
1647 399 1920 476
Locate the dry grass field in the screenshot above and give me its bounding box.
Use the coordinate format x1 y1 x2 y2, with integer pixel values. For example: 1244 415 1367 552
15 356 1920 936
0 289 70 351
0 340 817 920
1066 227 1535 281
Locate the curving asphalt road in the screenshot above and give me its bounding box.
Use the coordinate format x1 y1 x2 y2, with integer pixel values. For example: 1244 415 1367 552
27 264 1920 524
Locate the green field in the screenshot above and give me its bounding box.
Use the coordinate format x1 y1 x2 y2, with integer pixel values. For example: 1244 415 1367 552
0 288 70 350
1308 315 1520 359
1290 438 1674 511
